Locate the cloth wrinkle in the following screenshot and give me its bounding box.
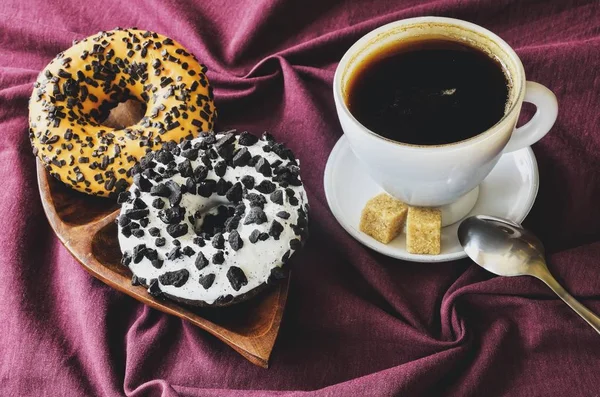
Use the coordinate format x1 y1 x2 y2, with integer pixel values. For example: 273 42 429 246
1 0 599 396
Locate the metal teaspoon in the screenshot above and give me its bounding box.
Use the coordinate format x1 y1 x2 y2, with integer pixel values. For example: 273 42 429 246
458 215 600 334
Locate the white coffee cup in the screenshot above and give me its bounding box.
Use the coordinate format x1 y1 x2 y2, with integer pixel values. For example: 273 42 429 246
333 16 558 207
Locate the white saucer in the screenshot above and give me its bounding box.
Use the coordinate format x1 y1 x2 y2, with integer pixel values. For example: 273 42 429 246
323 136 539 263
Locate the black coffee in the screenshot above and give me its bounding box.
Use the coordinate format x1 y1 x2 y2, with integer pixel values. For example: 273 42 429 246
346 39 509 145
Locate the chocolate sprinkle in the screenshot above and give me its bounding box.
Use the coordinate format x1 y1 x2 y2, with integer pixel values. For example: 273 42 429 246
121 252 132 267
290 238 301 250
159 205 185 224
215 178 232 196
249 229 261 244
225 182 243 203
121 226 132 238
133 244 147 264
132 229 145 238
119 214 131 227
215 132 235 148
248 155 260 167
117 191 131 204
199 273 215 289
178 159 193 177
167 247 181 260
243 207 267 225
270 190 283 205
268 267 286 284
182 148 199 160
150 183 171 197
232 147 251 167
255 157 271 177
165 180 182 205
212 251 225 264
259 232 269 241
228 230 243 251
224 216 240 232
166 223 188 238
133 174 152 192
227 266 248 291
193 165 209 182
234 203 246 216
197 179 216 197
152 198 165 209
238 131 259 146
182 246 195 256
255 180 276 194
215 295 234 304
131 275 145 286
151 259 164 269
212 232 225 249
240 175 254 189
145 248 158 261
195 252 209 270
133 198 147 209
245 193 266 208
159 269 189 287
148 279 162 297
214 160 227 177
156 149 174 164
185 177 196 192
276 211 290 219
126 208 149 220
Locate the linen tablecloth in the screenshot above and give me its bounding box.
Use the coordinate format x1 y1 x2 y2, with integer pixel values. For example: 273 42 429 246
1 0 599 395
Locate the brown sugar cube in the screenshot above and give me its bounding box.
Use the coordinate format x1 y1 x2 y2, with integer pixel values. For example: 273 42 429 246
406 207 442 255
359 193 408 244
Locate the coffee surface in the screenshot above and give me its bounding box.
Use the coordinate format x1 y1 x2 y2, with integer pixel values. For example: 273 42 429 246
346 39 509 145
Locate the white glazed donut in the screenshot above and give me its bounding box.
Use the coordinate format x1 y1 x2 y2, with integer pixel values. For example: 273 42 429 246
117 130 309 306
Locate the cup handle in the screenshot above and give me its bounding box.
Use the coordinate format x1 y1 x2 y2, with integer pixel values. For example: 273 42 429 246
503 81 558 153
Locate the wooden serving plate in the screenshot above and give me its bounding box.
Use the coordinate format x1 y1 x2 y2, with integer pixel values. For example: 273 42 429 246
37 160 289 368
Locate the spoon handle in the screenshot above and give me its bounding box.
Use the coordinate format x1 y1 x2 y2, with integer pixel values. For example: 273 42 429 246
536 271 600 334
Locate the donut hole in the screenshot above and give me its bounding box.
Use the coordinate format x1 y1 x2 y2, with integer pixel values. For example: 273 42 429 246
194 205 236 237
100 98 147 129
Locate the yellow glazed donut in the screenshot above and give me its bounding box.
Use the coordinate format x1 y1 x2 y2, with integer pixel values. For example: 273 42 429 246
29 28 217 197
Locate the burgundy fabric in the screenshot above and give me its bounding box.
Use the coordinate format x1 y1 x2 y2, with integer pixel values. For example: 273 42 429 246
1 0 600 395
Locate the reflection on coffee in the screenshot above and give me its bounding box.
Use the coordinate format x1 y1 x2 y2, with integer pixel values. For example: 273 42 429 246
346 38 510 145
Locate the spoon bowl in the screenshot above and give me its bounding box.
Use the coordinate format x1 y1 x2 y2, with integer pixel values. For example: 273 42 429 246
458 215 600 334
458 215 546 277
